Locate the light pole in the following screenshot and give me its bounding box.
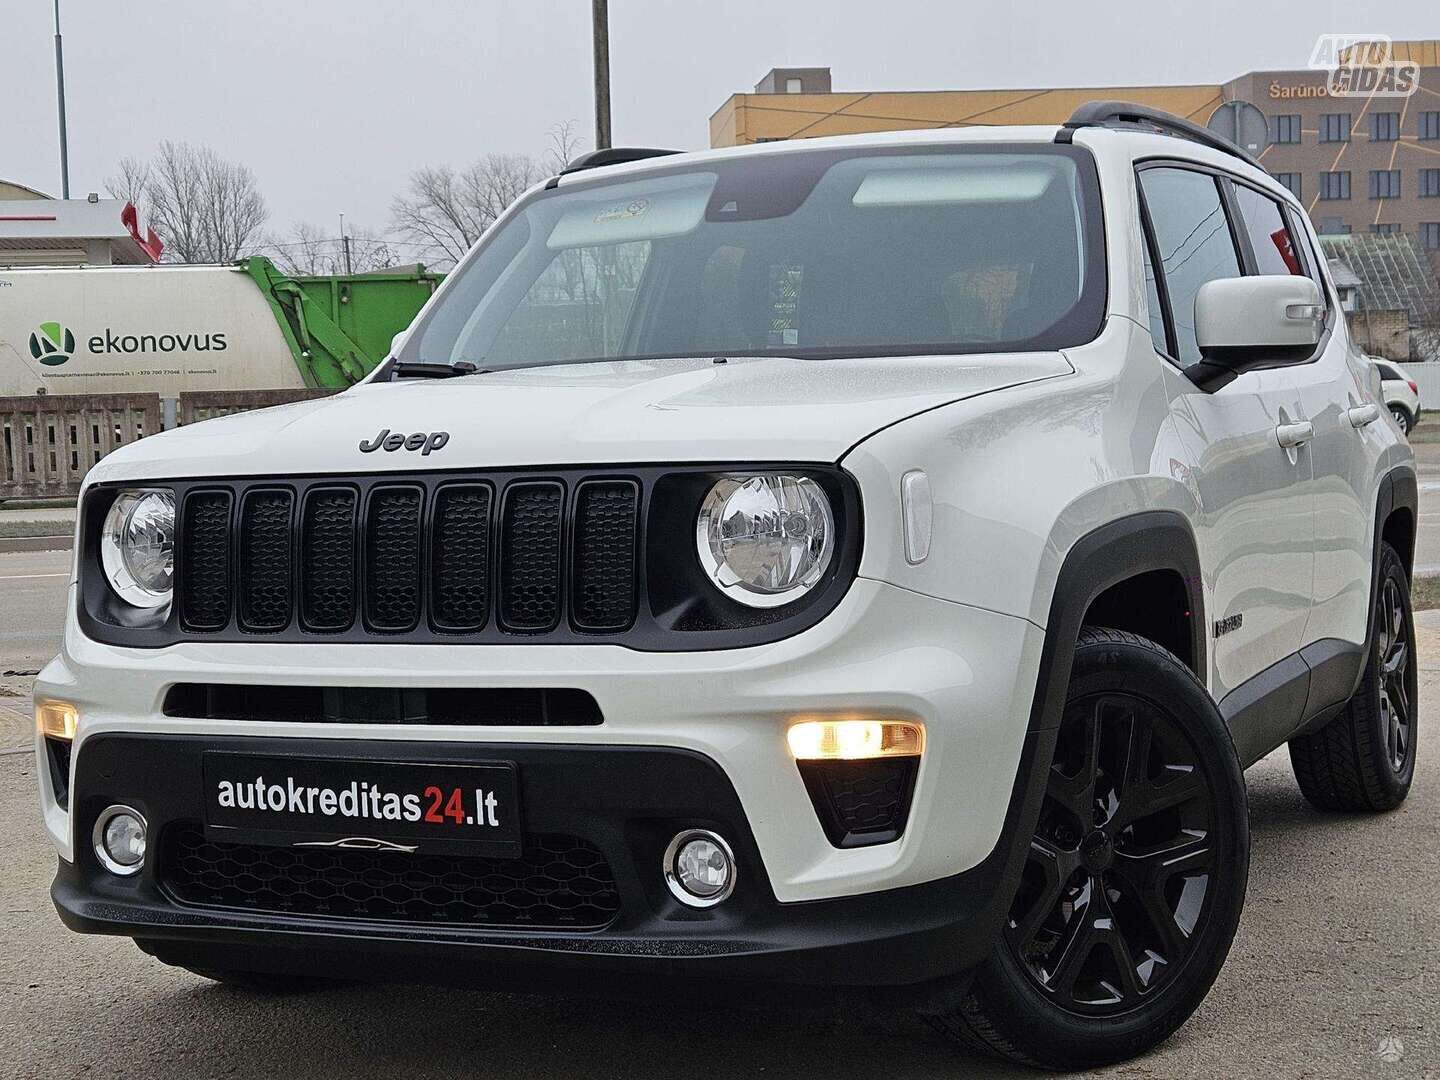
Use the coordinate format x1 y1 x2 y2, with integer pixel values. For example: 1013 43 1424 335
53 0 71 198
591 0 611 150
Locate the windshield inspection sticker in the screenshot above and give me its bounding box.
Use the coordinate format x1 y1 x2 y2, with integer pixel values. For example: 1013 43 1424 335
593 198 650 224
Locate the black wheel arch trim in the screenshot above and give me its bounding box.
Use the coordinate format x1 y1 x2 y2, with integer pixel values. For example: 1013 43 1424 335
1026 510 1206 735
1361 464 1416 695
929 511 1207 976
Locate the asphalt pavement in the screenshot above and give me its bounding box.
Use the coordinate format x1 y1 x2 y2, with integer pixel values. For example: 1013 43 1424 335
0 553 1435 1079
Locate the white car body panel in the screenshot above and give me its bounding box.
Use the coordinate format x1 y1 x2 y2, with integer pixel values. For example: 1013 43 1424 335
35 122 1413 912
83 352 1072 482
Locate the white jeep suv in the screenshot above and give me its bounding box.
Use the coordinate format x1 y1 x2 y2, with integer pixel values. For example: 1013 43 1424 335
35 103 1418 1070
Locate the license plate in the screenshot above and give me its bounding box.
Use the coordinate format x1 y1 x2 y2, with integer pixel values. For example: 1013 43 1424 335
202 753 521 857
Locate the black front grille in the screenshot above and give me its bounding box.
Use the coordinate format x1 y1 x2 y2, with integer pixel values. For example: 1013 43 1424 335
160 823 621 929
499 482 564 631
364 487 424 631
179 491 233 631
430 484 492 630
172 472 642 643
300 488 357 631
238 490 294 630
572 481 639 630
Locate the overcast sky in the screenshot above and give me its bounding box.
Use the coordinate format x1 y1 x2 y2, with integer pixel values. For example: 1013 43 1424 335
4 0 1436 244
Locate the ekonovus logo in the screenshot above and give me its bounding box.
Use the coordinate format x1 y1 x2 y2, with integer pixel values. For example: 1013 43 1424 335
28 321 76 367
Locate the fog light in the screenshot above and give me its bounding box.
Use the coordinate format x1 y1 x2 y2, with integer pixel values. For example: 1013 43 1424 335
787 719 924 761
36 701 78 741
664 829 736 908
93 805 147 876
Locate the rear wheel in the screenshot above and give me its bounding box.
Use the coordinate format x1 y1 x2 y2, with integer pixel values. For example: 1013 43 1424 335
1290 541 1417 812
928 628 1249 1070
1390 405 1413 435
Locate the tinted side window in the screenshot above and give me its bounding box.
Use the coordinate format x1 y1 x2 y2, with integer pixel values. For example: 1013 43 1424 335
1231 185 1305 277
1138 168 1243 365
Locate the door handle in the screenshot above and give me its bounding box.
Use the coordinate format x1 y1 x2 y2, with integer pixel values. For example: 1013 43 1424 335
1346 404 1380 428
1276 421 1314 448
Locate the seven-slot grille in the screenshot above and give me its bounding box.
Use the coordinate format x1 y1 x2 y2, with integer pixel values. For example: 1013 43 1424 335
176 476 640 640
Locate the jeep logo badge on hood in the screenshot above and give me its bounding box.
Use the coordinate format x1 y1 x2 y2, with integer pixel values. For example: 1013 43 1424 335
359 429 450 455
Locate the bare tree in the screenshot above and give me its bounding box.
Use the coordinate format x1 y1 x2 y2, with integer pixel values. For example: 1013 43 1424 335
106 141 268 263
267 222 399 276
105 157 150 208
544 119 585 174
391 154 542 267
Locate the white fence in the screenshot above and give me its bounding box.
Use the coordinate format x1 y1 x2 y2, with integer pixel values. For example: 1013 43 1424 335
1405 364 1440 410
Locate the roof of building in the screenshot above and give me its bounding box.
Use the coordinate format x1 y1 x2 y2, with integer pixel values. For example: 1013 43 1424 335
0 197 159 264
1319 233 1440 318
1327 258 1363 290
0 179 54 200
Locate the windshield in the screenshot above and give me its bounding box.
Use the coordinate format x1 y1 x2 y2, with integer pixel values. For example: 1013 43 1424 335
403 144 1106 371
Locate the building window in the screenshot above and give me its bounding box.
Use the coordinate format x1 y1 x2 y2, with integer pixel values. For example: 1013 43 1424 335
1272 172 1302 198
1421 168 1440 198
1369 169 1401 199
1420 112 1440 141
1271 115 1302 144
1421 222 1440 250
1319 217 1351 235
1370 112 1400 141
784 78 803 94
1320 171 1351 200
1320 113 1352 142
1369 223 1401 235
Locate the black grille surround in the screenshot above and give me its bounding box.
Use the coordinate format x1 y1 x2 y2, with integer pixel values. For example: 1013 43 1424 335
78 465 861 651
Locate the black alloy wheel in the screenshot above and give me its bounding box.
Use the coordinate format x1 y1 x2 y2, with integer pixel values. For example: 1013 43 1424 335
1006 689 1216 1014
1376 576 1413 772
927 628 1248 1070
1290 541 1418 812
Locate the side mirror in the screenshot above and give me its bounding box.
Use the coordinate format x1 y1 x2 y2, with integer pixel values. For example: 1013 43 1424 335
1188 276 1323 390
390 331 407 357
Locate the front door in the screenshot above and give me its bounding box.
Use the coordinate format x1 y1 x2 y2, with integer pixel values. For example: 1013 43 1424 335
1138 164 1316 700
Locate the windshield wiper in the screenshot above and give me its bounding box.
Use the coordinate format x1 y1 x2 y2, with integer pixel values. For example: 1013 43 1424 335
388 360 483 380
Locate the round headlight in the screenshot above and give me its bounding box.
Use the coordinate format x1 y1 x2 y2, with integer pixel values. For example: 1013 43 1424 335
696 474 835 608
101 489 176 609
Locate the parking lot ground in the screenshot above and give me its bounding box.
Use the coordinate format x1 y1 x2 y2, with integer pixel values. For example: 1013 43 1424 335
0 554 1436 1079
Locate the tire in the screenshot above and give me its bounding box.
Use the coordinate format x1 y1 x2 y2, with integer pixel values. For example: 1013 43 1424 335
1289 542 1417 812
183 967 342 994
1390 406 1413 435
927 628 1250 1070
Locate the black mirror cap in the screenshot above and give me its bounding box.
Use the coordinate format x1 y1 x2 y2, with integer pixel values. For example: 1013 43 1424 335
1184 344 1319 392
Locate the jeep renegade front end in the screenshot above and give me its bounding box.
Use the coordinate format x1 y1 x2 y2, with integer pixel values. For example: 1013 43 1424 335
36 104 1418 1069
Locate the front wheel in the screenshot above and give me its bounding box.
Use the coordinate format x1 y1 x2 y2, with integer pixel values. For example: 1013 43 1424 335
928 628 1249 1070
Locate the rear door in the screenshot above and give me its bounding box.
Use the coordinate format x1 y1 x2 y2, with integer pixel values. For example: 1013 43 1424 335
1137 163 1315 700
1232 190 1383 654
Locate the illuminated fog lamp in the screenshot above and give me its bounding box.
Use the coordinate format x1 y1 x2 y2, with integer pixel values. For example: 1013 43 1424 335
786 719 924 761
36 701 78 742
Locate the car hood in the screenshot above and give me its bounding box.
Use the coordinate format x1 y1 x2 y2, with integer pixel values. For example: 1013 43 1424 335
90 353 1074 481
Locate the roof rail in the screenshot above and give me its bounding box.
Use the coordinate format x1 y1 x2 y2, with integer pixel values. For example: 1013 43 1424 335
559 147 682 175
1056 100 1262 170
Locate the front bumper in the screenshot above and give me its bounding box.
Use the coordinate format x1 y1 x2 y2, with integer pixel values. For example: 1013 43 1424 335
54 726 1050 992
37 576 1053 989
